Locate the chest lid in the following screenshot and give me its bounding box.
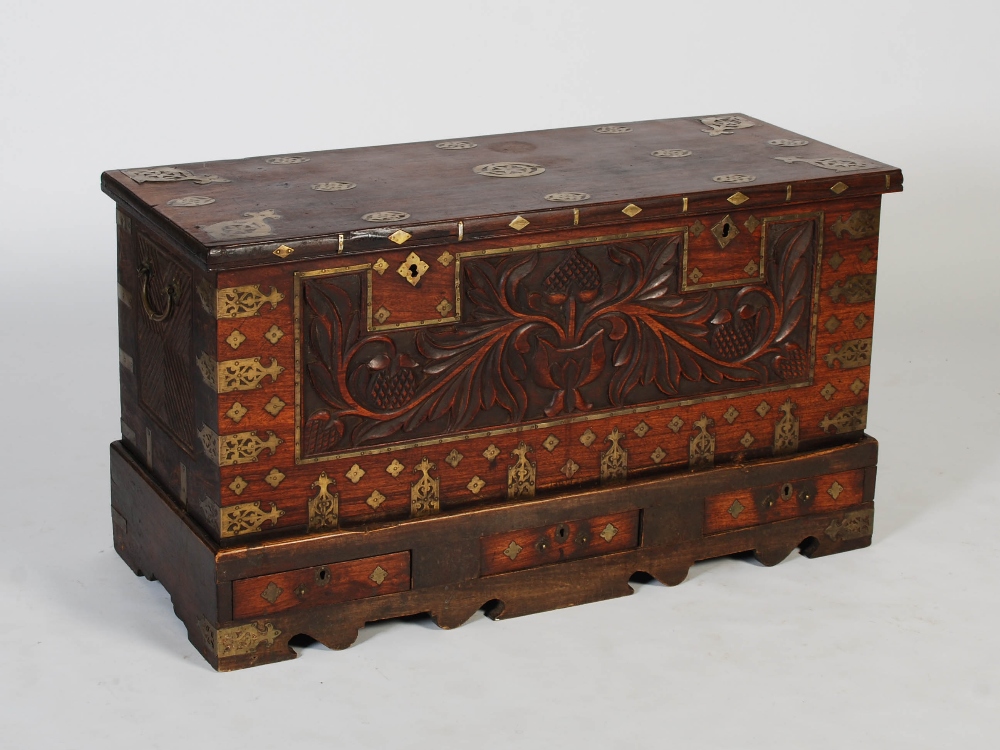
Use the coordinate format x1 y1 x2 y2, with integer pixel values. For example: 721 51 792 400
101 113 902 269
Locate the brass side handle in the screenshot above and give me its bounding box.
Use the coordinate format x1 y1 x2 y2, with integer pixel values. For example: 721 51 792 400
138 262 176 322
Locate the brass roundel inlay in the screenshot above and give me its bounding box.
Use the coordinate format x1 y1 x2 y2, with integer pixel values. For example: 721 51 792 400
473 162 545 178
311 181 357 191
265 156 309 164
768 138 809 147
651 149 692 158
166 195 216 207
594 125 632 133
436 141 477 149
713 174 756 184
544 192 590 202
362 210 410 222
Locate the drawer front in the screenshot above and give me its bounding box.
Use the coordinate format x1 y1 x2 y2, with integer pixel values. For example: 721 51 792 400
481 510 640 576
232 551 410 619
703 468 866 535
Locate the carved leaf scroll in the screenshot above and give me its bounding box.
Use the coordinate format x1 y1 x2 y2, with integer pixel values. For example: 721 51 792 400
301 222 818 458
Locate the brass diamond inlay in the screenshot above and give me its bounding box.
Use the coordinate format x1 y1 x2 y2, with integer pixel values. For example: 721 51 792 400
345 464 365 484
622 203 642 218
467 476 485 494
710 214 739 249
690 219 704 237
723 406 739 424
854 313 869 329
829 251 844 270
580 429 597 447
744 260 758 276
634 421 650 438
727 192 750 205
509 215 530 231
744 215 760 233
264 468 285 488
828 481 844 500
260 581 282 604
830 181 849 195
859 246 874 264
668 416 684 433
438 250 454 267
850 378 866 395
445 449 463 468
825 316 842 333
503 541 522 560
373 258 389 275
386 459 404 477
264 395 286 417
651 446 666 464
756 400 771 418
397 252 429 287
542 434 560 452
388 229 412 245
366 490 386 510
820 383 837 401
436 299 453 317
226 330 246 349
226 401 248 424
229 476 248 495
728 499 745 519
600 523 618 542
370 566 388 585
561 458 580 478
689 267 704 284
483 444 500 461
264 325 284 345
375 306 391 324
740 431 754 448
273 244 294 258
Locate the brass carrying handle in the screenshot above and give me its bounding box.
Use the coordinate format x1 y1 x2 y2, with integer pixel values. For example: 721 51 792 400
138 262 176 323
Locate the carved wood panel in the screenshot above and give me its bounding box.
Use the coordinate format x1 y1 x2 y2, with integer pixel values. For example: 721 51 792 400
297 218 820 462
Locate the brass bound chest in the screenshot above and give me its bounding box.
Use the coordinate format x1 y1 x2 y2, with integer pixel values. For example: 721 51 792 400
104 114 901 669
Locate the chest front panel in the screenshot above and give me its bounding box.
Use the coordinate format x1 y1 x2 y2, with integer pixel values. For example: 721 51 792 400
201 197 878 540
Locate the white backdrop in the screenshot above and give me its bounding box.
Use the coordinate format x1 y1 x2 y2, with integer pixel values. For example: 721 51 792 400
1 1 998 747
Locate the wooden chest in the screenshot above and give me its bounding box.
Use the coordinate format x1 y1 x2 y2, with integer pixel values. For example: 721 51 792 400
104 114 901 669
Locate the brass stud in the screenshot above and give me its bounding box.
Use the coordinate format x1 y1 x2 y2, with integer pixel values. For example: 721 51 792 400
744 215 760 233
503 541 522 560
728 499 745 519
373 258 389 275
744 260 759 276
633 421 650 438
229 476 248 495
821 383 837 401
389 229 412 245
690 219 704 237
622 203 642 218
825 316 842 333
756 400 771 418
727 192 750 206
370 566 388 585
561 458 580 478
509 215 530 231
689 268 704 284
264 468 285 488
366 490 386 510
226 330 246 349
436 299 453 317
375 306 391 324
467 476 485 494
850 379 866 395
483 444 501 461
600 523 618 542
723 406 739 424
264 325 284 345
345 463 365 484
859 246 874 264
264 395 286 417
386 459 404 477
445 449 463 468
828 481 844 500
668 416 684 433
438 250 454 267
650 446 666 464
273 244 294 258
226 402 248 424
542 434 560 452
740 431 755 448
831 181 849 195
579 429 597 447
829 251 844 270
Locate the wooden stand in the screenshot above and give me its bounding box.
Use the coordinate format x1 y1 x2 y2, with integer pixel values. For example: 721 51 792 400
110 438 876 671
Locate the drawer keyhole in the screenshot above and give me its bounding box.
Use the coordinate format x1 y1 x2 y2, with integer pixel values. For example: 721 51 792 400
408 264 420 277
555 524 569 542
721 222 731 237
780 483 794 501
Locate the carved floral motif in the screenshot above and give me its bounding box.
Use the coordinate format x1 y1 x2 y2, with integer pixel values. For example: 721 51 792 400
301 223 817 457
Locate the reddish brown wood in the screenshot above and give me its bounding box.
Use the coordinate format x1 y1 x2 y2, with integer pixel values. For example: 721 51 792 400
233 551 410 619
480 511 639 575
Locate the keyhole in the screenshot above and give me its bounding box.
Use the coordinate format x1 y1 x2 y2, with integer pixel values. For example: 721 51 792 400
722 223 731 237
556 524 568 542
780 483 794 501
409 264 419 277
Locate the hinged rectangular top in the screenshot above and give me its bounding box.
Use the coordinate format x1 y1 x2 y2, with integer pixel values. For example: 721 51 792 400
101 113 902 269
